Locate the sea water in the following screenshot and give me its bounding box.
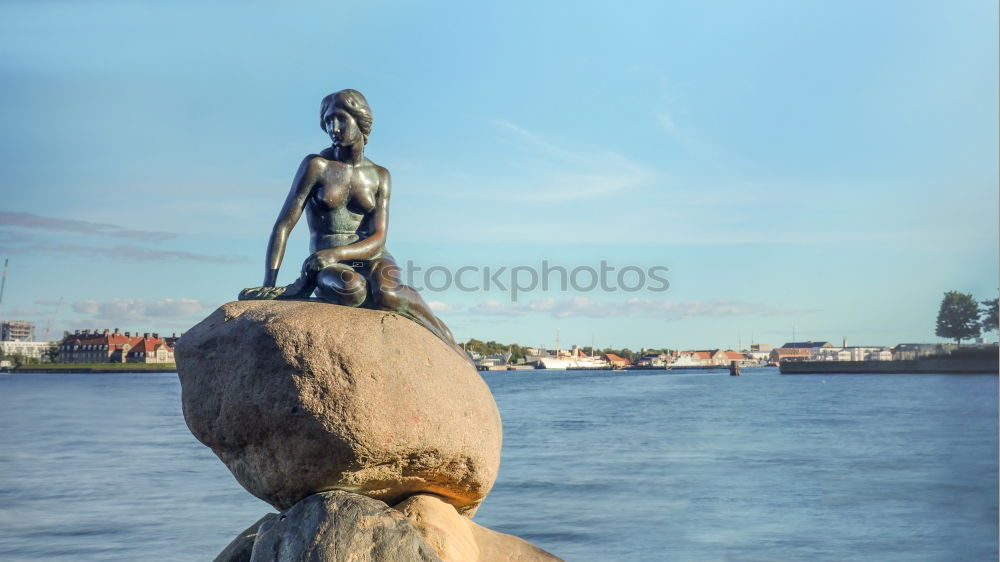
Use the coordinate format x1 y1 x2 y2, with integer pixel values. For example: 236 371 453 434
0 369 995 561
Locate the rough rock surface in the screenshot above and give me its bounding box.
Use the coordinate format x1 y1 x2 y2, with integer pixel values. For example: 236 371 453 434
250 491 442 562
213 513 277 562
176 300 502 515
394 494 563 562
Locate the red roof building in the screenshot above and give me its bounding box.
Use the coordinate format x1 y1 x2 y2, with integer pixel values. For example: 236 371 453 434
604 353 630 367
687 349 729 366
60 329 174 364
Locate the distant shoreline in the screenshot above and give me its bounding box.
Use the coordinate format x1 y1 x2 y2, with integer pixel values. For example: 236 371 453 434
10 363 177 374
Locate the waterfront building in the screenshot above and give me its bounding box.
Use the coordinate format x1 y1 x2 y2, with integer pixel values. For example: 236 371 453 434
812 347 893 361
667 349 730 367
769 347 812 364
691 349 730 366
781 341 833 357
636 353 669 367
604 353 630 368
59 328 175 364
475 352 511 369
1 320 35 342
724 351 748 364
892 343 956 360
747 344 772 361
781 341 833 348
0 340 55 361
125 336 175 363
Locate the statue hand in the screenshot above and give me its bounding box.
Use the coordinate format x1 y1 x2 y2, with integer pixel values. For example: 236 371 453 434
304 248 343 273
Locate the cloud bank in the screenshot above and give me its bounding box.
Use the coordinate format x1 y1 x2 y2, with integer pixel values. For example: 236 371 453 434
0 211 178 241
72 298 208 322
0 234 248 264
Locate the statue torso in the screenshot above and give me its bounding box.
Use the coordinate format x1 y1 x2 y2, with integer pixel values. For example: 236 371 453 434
306 156 383 253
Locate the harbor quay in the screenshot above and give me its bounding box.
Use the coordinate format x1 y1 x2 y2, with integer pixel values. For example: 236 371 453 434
3 319 997 376
465 339 999 373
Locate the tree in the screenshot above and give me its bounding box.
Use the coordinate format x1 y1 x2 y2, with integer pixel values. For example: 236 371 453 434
981 298 999 333
935 291 981 345
43 343 60 363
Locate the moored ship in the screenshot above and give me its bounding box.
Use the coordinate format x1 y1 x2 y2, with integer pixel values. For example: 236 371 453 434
529 344 610 370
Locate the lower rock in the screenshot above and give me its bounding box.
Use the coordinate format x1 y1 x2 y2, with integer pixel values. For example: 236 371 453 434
214 514 277 562
249 490 441 562
394 494 563 561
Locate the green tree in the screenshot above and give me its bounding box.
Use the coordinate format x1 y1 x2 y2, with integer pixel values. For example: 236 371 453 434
461 339 527 362
43 343 60 363
981 298 999 333
935 291 981 345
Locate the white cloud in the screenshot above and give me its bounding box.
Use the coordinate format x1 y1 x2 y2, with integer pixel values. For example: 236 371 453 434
428 300 463 312
0 211 177 241
72 298 207 322
1 306 40 317
73 300 99 314
0 239 249 264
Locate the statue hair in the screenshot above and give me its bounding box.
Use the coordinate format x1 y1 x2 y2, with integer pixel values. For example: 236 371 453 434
320 89 373 144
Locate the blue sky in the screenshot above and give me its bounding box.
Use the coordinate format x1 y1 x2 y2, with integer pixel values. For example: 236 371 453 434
0 0 996 350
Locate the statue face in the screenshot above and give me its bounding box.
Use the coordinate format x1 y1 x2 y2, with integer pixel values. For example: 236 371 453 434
323 107 363 148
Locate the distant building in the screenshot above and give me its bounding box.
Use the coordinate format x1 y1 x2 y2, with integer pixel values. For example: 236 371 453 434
636 353 669 367
892 343 956 360
604 353 630 367
0 340 55 361
689 349 729 366
125 336 175 364
670 351 707 367
1 320 35 342
770 347 812 364
814 346 893 361
781 341 833 350
746 344 772 361
59 328 174 364
723 351 747 364
164 333 182 348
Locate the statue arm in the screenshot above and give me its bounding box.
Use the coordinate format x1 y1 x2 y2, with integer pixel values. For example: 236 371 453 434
325 169 390 262
263 156 321 286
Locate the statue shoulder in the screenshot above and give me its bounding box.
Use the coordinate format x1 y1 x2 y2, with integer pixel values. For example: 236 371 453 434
304 153 330 168
364 159 391 183
299 153 334 177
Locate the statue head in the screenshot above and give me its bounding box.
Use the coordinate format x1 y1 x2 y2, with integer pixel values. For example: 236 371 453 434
320 89 373 145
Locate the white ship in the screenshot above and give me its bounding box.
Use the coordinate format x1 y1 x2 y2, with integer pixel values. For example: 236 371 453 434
529 343 609 370
666 352 708 368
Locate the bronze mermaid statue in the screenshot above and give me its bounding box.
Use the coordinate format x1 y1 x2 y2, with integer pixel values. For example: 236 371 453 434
240 90 467 359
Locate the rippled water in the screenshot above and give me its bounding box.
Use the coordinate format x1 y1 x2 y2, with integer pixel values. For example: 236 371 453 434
0 369 995 561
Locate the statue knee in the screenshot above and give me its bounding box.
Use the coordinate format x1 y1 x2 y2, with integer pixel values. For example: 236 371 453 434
316 267 367 307
375 286 398 309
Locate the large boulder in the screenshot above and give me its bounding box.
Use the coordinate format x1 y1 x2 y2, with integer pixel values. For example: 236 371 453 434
176 300 502 515
250 491 441 561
